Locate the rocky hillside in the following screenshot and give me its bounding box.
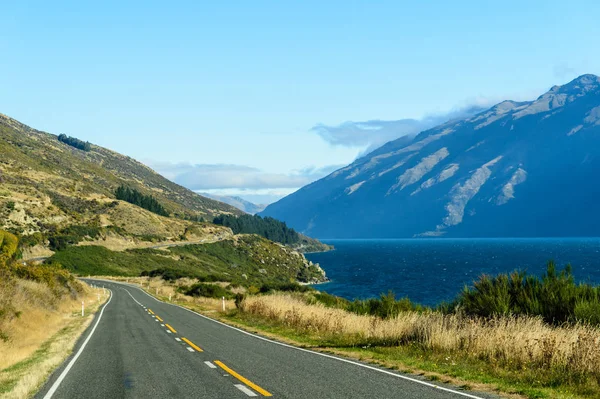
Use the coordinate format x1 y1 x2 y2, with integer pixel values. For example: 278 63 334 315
0 113 244 257
261 74 600 238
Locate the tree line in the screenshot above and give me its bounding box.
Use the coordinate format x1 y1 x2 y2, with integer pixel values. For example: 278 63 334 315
57 134 91 152
213 214 300 244
115 185 169 216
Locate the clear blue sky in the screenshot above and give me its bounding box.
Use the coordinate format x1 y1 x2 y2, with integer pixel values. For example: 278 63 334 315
1 1 598 203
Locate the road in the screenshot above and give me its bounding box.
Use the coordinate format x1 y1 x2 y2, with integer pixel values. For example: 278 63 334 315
37 280 498 399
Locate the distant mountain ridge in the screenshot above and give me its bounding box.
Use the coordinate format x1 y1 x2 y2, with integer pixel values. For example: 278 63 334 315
261 74 600 238
199 193 266 214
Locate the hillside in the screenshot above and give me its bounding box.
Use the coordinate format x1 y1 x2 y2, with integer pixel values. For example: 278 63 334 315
261 74 600 238
0 113 327 286
0 113 241 222
0 113 245 254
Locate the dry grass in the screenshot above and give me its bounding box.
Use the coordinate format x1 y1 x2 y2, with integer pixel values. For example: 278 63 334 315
0 280 109 398
240 294 600 380
99 275 236 313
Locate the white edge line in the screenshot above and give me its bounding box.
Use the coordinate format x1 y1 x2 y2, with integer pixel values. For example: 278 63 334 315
186 347 195 352
204 361 217 369
89 279 484 399
235 384 258 397
175 338 182 342
43 290 113 399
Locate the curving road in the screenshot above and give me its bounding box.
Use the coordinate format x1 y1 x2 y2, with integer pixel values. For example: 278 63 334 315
36 280 499 399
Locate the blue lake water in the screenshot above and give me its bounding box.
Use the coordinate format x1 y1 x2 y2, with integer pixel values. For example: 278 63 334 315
305 238 600 306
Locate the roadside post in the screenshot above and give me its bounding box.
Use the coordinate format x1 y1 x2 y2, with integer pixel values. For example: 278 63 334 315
81 301 84 317
222 296 225 311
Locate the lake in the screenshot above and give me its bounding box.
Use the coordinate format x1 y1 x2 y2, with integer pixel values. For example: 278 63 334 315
305 238 600 306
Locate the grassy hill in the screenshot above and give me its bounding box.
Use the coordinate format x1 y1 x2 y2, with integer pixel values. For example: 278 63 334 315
0 113 327 286
0 112 242 228
0 112 245 252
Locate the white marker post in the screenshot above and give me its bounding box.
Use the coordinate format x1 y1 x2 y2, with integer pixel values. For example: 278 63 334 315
169 293 172 302
222 296 225 312
81 301 84 317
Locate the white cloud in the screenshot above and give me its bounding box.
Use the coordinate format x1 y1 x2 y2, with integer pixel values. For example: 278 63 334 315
311 104 488 154
148 161 345 191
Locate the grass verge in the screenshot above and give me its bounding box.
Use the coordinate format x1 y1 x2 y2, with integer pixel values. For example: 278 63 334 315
0 284 109 398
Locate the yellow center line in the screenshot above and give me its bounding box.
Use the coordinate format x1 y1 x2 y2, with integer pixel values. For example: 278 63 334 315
148 309 154 315
165 323 177 333
156 316 163 322
214 360 272 397
181 337 203 352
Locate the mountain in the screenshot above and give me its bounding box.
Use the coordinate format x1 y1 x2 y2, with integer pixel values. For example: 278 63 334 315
261 74 600 238
199 193 266 214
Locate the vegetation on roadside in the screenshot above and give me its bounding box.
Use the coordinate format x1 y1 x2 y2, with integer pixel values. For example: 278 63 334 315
450 262 600 326
1 231 82 342
1 229 107 398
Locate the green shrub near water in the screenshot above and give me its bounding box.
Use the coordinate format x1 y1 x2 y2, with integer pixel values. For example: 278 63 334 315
311 290 423 319
454 261 600 325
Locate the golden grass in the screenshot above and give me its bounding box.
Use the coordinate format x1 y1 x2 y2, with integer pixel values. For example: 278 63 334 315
99 275 236 312
0 280 109 398
240 294 600 379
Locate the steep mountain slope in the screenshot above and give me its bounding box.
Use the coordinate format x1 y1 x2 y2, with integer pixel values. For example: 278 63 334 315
261 74 600 238
0 113 242 253
199 193 266 214
0 113 241 219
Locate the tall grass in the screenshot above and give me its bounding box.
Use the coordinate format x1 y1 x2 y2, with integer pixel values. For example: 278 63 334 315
240 293 600 382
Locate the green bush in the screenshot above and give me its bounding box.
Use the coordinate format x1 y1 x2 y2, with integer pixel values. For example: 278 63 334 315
259 282 311 294
456 262 600 325
574 298 600 325
183 283 232 299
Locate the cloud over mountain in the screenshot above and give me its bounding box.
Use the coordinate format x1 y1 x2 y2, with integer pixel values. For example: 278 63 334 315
149 161 344 191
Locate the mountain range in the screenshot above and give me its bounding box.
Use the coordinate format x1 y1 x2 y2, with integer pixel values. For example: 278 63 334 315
199 193 266 215
261 74 600 238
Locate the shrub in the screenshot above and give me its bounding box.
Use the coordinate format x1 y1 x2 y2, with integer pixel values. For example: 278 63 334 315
456 262 600 325
183 283 233 299
115 185 169 216
57 133 91 151
259 282 311 294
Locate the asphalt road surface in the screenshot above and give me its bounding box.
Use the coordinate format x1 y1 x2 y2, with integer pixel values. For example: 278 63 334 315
36 280 499 399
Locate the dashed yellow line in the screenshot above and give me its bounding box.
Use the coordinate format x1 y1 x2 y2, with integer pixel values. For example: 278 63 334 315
156 315 163 322
148 309 154 315
165 323 177 333
182 337 203 352
214 360 272 397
